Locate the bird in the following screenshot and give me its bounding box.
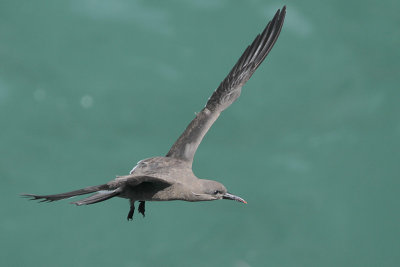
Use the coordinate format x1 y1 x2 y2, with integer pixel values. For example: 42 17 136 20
22 6 286 221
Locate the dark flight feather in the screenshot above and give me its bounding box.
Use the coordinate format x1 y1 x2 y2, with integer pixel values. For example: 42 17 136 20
70 189 121 206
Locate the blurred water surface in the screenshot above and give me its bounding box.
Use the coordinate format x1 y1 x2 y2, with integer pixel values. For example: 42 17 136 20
1 0 399 266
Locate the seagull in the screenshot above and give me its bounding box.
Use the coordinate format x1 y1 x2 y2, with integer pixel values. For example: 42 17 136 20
22 6 286 220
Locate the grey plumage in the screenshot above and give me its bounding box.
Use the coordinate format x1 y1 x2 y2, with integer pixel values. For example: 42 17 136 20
22 6 286 220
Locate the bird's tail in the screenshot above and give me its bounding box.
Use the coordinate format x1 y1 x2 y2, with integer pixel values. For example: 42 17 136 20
21 184 112 203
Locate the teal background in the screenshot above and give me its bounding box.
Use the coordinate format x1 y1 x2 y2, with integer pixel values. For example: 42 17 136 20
1 0 399 266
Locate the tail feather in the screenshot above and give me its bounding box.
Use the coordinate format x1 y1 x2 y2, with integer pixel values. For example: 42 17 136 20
21 184 109 202
70 189 121 206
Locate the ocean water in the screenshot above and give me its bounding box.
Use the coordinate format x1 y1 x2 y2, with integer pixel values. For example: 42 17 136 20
1 0 399 266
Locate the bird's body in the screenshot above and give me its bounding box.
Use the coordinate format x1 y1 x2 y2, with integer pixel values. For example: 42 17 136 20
115 157 198 202
22 7 286 220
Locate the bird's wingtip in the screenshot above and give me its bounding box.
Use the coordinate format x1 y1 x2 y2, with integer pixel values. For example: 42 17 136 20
70 201 82 206
20 193 39 200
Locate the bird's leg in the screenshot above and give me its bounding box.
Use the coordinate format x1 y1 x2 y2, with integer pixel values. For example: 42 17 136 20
138 201 145 217
127 200 135 221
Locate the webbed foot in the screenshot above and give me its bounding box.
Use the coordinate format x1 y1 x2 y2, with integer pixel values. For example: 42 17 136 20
138 201 145 217
127 201 135 221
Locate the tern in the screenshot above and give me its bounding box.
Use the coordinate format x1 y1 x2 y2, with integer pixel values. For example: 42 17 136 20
22 6 286 220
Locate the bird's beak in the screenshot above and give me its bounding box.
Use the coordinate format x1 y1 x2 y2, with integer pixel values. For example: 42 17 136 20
223 192 247 204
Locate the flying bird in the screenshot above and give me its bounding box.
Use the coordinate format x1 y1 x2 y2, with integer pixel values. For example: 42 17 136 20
22 6 286 220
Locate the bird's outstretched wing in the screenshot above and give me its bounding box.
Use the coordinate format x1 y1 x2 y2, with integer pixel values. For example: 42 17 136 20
166 6 286 164
22 175 173 204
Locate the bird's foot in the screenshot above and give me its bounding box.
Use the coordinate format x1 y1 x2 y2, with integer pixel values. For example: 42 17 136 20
127 202 135 221
138 201 145 217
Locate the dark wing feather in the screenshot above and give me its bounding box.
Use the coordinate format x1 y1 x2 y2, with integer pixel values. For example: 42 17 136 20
206 7 286 112
166 6 286 163
107 175 174 188
70 188 122 206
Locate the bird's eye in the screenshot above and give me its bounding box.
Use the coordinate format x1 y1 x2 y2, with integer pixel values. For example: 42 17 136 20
214 190 221 195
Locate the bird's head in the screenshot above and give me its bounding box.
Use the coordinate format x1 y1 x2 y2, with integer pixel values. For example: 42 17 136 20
191 179 247 203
